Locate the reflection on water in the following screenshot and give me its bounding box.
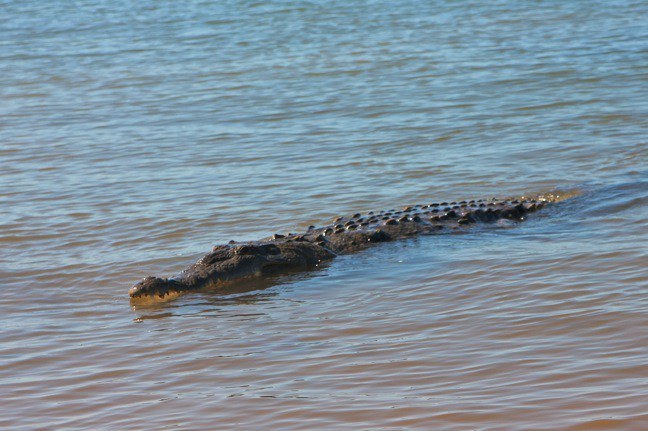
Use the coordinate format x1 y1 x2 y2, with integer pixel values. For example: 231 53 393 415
131 259 330 314
1 0 647 429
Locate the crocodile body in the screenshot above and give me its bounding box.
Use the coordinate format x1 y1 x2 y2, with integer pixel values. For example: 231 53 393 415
130 196 551 300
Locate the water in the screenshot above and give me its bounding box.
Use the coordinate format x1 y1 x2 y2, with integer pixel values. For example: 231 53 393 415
1 0 647 429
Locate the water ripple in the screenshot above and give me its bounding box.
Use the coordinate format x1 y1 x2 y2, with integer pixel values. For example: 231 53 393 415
1 0 647 430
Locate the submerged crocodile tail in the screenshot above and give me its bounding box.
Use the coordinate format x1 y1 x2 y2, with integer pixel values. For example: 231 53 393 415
129 191 575 302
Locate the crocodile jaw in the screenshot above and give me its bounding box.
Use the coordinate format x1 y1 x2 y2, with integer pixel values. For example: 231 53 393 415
129 276 186 300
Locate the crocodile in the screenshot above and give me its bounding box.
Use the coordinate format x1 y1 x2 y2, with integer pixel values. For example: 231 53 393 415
129 194 560 301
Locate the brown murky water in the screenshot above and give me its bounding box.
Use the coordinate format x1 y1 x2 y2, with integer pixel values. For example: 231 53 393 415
1 1 647 430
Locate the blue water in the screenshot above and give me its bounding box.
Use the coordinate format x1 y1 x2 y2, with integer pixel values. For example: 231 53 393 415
1 1 647 430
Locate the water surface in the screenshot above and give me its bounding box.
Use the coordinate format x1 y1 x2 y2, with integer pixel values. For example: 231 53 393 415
1 1 647 430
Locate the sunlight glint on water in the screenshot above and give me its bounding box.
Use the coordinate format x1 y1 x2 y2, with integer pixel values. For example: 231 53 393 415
1 1 647 430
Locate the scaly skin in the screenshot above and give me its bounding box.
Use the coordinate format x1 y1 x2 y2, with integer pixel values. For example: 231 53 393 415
130 196 551 300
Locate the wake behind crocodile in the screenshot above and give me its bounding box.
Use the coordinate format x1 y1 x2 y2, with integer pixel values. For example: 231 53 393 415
129 190 579 303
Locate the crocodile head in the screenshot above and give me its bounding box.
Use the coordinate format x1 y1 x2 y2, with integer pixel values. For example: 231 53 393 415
129 276 186 300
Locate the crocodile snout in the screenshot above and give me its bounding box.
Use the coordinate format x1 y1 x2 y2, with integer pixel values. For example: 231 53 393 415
129 276 185 299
